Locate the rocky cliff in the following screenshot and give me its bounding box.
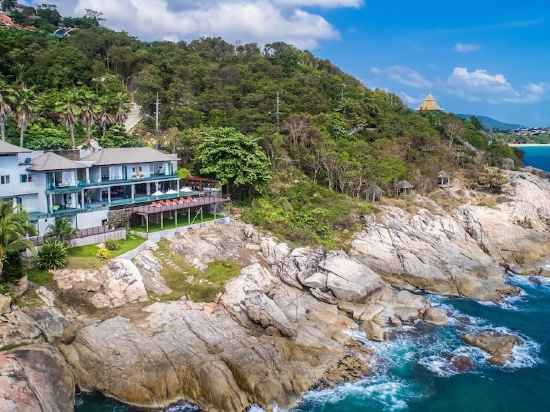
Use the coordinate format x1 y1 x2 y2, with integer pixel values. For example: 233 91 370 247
0 169 548 411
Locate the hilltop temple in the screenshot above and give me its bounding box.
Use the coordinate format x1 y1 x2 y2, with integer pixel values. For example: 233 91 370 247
418 94 442 112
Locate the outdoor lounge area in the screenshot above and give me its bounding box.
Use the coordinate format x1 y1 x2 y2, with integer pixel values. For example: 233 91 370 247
127 194 230 233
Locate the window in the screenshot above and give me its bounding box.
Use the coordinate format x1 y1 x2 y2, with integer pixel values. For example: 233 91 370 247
20 174 32 183
0 175 10 185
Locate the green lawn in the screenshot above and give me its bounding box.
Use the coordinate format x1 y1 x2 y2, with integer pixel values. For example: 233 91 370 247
67 234 145 269
131 212 221 233
151 240 240 302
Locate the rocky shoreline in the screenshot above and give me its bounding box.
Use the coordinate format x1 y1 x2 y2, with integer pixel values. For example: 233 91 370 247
0 170 549 411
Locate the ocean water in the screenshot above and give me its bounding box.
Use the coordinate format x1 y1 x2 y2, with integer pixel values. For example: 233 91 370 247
516 145 550 171
76 275 550 412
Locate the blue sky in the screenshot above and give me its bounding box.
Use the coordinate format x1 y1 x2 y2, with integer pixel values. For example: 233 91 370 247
37 0 550 126
315 0 550 126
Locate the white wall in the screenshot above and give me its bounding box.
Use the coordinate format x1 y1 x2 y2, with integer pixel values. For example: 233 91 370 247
76 209 109 230
30 173 48 213
0 155 41 198
37 217 56 237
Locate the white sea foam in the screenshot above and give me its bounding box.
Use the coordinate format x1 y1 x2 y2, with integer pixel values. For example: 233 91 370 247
299 376 421 412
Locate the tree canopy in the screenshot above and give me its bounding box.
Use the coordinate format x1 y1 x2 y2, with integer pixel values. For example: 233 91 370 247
196 127 272 195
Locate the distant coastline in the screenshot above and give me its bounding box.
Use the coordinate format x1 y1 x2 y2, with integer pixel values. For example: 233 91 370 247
509 144 550 147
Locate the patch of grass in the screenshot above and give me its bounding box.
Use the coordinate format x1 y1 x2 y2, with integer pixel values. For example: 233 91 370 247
132 212 220 233
67 235 145 269
242 171 373 249
152 240 240 303
27 269 53 286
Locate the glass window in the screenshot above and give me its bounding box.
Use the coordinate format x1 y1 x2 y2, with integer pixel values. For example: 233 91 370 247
0 175 10 185
20 174 31 183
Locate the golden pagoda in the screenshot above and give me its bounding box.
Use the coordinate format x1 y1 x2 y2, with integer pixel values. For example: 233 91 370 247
418 94 441 112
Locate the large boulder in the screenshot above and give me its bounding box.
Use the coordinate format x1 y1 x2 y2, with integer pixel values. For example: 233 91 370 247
352 205 515 301
0 345 74 412
316 252 385 303
0 311 43 350
60 302 343 412
462 331 522 365
456 171 550 274
132 246 172 295
244 293 297 338
54 258 148 309
169 224 246 270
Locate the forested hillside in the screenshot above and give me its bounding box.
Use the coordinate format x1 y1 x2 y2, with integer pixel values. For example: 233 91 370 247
0 3 518 247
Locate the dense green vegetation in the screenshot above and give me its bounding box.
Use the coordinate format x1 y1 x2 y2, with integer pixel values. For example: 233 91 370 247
0 3 519 248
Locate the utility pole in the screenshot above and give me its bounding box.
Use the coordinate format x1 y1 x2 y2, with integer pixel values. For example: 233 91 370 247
155 92 160 136
275 91 281 132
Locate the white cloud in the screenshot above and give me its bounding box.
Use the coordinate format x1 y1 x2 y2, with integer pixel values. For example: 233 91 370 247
447 67 548 104
370 65 432 89
36 0 360 48
454 42 480 53
399 92 422 107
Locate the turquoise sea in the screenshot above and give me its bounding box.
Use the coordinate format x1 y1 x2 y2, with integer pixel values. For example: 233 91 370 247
516 145 550 171
77 145 550 412
76 275 550 412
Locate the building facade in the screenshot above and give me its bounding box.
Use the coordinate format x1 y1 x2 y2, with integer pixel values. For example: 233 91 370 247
0 141 180 236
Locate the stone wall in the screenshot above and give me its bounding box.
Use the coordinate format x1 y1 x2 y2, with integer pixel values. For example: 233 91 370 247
69 229 127 248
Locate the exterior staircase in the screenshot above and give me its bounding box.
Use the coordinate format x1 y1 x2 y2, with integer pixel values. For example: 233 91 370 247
125 102 143 132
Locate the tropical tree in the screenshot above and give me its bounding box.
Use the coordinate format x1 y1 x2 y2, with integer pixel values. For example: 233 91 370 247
0 80 12 141
79 89 99 143
98 96 113 136
0 202 35 277
196 127 272 197
9 86 36 147
112 92 130 126
55 89 81 149
47 217 76 244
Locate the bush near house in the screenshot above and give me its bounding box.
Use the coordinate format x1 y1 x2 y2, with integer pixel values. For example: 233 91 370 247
37 240 68 270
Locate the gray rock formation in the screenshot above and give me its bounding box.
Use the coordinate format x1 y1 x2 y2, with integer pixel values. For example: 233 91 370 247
54 258 148 309
0 345 74 412
352 204 514 301
60 303 343 412
462 331 522 365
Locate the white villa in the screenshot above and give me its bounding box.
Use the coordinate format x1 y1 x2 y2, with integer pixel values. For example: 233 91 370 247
0 141 220 237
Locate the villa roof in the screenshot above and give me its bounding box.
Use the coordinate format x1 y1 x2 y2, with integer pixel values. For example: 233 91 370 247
366 184 383 194
418 94 441 112
396 180 414 190
438 171 450 178
82 147 178 166
30 152 87 171
0 141 31 155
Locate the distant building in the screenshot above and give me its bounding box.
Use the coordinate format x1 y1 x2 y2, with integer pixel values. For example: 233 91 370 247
418 94 442 112
438 171 451 188
395 180 414 197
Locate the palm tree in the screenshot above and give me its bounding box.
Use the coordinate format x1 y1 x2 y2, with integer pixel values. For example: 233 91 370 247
0 202 35 277
112 92 130 126
0 80 13 141
98 96 113 136
47 217 76 244
10 86 35 147
56 89 81 149
80 90 99 143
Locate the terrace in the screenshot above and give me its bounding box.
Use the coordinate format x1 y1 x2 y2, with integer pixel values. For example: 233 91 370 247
128 194 230 233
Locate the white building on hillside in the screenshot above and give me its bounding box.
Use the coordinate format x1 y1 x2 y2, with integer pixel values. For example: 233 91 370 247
0 141 182 236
